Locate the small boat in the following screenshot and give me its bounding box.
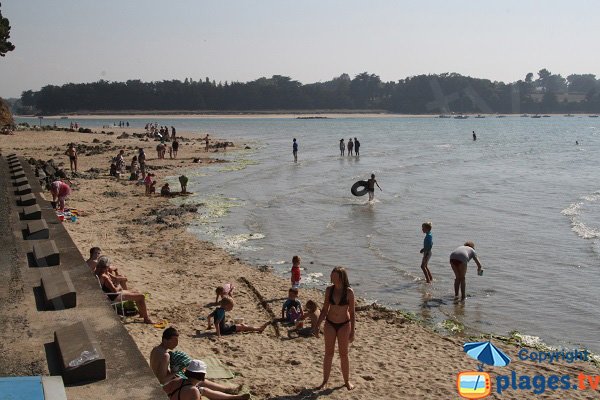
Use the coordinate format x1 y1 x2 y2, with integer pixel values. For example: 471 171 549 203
454 115 469 119
564 114 574 117
475 115 485 118
438 115 452 118
521 114 529 117
589 115 599 118
542 115 551 118
496 115 506 118
531 115 542 118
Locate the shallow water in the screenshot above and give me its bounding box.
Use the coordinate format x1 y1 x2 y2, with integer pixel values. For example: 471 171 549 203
19 115 600 352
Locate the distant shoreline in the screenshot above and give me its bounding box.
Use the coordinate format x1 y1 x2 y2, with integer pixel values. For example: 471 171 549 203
15 112 600 120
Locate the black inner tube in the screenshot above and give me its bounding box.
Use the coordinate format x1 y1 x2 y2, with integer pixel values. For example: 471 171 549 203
351 180 368 196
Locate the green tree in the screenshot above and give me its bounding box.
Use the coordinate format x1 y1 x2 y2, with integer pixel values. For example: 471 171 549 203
0 2 15 57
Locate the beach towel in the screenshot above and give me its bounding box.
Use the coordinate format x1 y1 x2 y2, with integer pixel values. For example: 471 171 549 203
204 355 235 380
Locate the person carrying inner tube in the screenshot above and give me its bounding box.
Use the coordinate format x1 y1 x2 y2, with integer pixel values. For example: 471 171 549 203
367 174 382 201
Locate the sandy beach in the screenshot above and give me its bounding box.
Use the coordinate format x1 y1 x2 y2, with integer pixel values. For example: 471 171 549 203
1 126 599 400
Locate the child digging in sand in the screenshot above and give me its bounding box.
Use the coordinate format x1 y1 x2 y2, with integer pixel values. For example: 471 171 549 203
207 297 270 337
281 287 303 324
215 283 235 304
289 299 320 338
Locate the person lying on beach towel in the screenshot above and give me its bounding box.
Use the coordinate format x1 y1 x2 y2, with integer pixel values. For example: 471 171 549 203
150 327 247 399
207 297 270 337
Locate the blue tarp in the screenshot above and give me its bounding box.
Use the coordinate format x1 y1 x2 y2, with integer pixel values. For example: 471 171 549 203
0 376 44 400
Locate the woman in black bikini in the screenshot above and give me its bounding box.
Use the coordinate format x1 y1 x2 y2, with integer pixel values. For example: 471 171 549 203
95 256 155 324
314 266 356 391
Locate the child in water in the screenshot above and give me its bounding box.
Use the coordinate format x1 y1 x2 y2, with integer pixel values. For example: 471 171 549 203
420 222 433 283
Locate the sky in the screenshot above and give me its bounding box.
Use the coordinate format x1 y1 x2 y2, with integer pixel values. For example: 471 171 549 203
1 0 600 98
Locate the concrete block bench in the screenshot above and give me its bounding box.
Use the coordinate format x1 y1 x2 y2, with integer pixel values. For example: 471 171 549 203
10 163 23 172
41 271 76 310
33 240 60 267
21 204 42 220
54 321 106 384
26 219 49 240
18 193 37 206
12 170 26 180
15 184 32 195
13 176 29 187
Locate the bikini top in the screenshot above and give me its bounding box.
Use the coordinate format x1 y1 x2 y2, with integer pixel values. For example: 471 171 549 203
328 286 349 306
167 379 193 400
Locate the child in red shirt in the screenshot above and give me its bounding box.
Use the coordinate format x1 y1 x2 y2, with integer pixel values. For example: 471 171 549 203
291 255 301 289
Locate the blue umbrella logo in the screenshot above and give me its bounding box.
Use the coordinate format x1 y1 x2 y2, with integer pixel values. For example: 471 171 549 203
463 341 511 371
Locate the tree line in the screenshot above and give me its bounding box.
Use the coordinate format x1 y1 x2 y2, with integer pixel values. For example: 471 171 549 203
17 69 600 115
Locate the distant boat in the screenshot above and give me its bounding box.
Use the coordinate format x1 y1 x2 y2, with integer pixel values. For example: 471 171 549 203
542 115 551 118
589 115 599 118
564 114 574 117
496 115 506 118
454 115 469 119
475 115 485 118
531 115 542 118
521 114 529 117
60 116 68 119
438 115 452 118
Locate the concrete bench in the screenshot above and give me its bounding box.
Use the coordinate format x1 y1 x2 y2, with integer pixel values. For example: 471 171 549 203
13 176 29 187
21 204 42 220
41 271 76 309
27 219 49 240
12 170 26 180
18 193 37 206
54 321 106 384
7 153 17 159
16 184 32 195
10 164 23 173
33 240 60 267
8 158 20 166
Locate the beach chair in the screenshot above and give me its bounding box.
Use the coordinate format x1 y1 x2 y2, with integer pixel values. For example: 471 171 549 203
94 275 128 317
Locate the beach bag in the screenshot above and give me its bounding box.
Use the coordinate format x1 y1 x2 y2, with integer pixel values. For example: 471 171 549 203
115 300 138 316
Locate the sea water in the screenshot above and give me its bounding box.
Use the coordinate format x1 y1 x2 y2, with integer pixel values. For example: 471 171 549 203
19 115 600 352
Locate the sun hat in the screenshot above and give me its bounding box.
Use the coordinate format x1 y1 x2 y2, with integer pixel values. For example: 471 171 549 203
186 360 207 374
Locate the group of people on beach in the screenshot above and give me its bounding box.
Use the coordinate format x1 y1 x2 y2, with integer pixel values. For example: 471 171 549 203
148 256 357 397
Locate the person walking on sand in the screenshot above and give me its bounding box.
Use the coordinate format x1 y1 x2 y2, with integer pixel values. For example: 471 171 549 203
449 241 484 303
420 222 433 283
292 138 298 163
347 138 354 156
367 173 382 202
354 137 360 156
339 139 345 156
138 148 147 179
65 143 78 172
314 267 356 391
205 134 210 152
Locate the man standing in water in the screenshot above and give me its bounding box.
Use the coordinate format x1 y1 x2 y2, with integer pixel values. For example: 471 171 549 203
347 138 354 156
472 131 477 141
292 138 298 163
367 173 382 202
354 137 360 156
339 138 345 156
